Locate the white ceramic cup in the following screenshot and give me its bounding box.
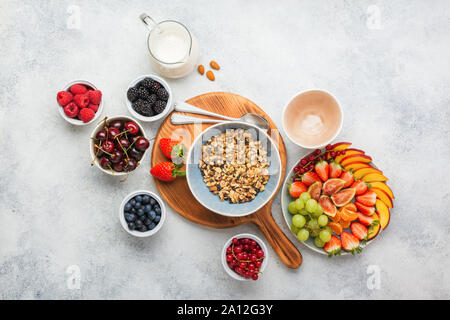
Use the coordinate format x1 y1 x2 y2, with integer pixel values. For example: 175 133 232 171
221 233 269 281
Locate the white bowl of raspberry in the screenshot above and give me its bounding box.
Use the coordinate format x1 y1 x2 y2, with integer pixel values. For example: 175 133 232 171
125 74 173 123
222 233 269 281
56 80 104 126
89 116 150 176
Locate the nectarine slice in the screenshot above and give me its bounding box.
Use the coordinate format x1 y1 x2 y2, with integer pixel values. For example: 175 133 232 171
370 182 394 199
341 154 373 167
335 148 365 163
344 162 371 171
353 167 383 180
331 142 352 151
371 187 393 208
367 213 381 240
375 199 390 230
362 173 388 183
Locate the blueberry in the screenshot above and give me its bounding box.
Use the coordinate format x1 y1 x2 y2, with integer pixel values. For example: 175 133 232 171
150 198 156 205
124 213 136 222
130 199 136 206
145 204 152 213
135 219 143 227
140 205 146 211
135 195 143 203
142 195 150 204
154 215 161 223
148 222 156 230
134 201 141 208
149 210 156 220
144 218 152 226
137 208 145 216
154 206 161 215
130 207 136 214
139 225 148 232
124 203 132 212
128 222 136 230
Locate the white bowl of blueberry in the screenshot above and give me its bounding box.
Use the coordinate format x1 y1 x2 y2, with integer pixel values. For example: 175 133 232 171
126 74 172 123
119 190 166 237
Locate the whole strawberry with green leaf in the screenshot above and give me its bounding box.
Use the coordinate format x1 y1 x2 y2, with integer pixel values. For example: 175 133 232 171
150 161 186 182
159 138 186 164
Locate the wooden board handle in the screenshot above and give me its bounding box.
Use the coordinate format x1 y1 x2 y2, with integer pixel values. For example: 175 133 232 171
251 207 303 269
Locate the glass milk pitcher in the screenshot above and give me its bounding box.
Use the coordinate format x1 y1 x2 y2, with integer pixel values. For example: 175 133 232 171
140 13 200 79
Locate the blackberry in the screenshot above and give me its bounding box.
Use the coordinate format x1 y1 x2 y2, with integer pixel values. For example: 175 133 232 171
149 81 162 93
141 77 155 89
138 87 150 100
132 99 146 114
153 100 167 114
127 87 139 102
156 87 169 101
140 100 155 117
148 93 157 105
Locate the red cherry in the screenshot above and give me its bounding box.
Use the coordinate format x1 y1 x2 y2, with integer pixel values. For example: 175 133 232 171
100 157 111 169
108 127 120 140
135 137 150 151
96 129 107 140
125 122 139 135
102 140 114 153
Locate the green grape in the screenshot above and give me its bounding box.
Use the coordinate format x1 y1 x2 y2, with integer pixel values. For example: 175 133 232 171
307 219 320 237
319 229 332 243
306 199 318 213
298 208 309 216
323 226 332 234
291 224 300 235
292 215 306 228
314 237 325 248
294 198 305 211
318 215 328 227
312 208 322 218
288 201 298 215
299 192 311 203
297 228 309 242
314 204 323 215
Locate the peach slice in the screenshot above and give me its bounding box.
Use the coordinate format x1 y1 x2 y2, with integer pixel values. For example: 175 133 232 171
362 173 388 183
353 167 383 180
331 142 352 151
341 154 373 167
369 182 394 199
375 199 390 230
343 162 371 171
335 148 365 163
371 187 393 208
367 213 381 240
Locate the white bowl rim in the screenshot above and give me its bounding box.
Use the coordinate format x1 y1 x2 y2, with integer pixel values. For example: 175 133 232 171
221 233 269 281
125 74 173 122
57 79 104 126
186 121 282 217
119 190 166 237
89 115 148 176
281 89 344 149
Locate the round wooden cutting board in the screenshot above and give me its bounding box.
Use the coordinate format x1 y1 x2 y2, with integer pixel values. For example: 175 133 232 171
151 92 302 268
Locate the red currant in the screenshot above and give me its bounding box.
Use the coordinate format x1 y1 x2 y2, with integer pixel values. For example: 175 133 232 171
252 274 259 280
314 149 321 155
256 250 264 258
300 159 307 166
226 254 233 262
232 238 239 245
325 144 332 150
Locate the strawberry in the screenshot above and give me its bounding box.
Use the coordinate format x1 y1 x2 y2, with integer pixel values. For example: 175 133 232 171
339 170 354 188
351 222 368 240
355 201 375 216
289 181 308 198
341 231 362 254
314 160 329 182
356 190 377 206
351 180 368 195
329 161 343 178
324 235 341 257
357 212 379 226
150 162 186 182
159 138 185 162
301 171 321 187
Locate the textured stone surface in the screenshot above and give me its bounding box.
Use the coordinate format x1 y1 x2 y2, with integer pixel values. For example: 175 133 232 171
0 0 449 299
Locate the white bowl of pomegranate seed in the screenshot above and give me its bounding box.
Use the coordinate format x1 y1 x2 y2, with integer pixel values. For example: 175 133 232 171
89 116 150 176
56 80 104 126
222 233 268 281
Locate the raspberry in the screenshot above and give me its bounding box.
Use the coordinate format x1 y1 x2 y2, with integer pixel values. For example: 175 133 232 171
73 94 90 108
70 84 87 95
79 108 95 123
64 102 79 118
57 91 73 106
88 90 102 105
88 104 99 112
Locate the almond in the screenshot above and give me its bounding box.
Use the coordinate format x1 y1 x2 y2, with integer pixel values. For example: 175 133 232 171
206 70 215 81
197 65 205 75
210 60 220 70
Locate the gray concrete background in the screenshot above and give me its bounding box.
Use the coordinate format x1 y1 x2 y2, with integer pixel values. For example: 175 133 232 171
0 0 449 299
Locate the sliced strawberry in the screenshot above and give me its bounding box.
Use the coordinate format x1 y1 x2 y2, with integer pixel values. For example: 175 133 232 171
339 170 354 188
324 235 341 257
289 181 308 198
314 160 329 182
357 212 378 226
301 171 321 187
329 161 343 179
351 180 368 195
356 190 377 206
341 231 362 254
355 201 375 216
351 222 368 240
